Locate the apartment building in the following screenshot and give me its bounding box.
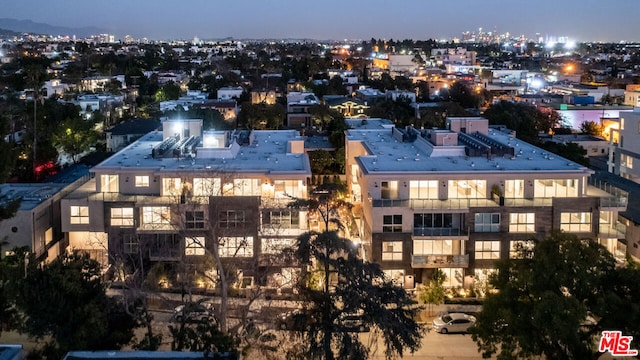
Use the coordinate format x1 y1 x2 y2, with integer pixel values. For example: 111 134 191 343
609 109 640 184
345 117 627 288
61 119 311 288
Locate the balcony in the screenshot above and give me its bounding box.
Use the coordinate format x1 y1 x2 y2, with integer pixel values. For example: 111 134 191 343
412 227 468 237
598 221 627 238
371 198 498 209
411 254 469 268
149 248 181 261
502 197 553 207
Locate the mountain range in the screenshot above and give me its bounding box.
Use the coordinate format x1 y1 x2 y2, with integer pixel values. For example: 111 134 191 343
0 18 108 38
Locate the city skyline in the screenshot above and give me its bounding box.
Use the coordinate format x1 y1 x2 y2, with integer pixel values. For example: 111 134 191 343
3 0 640 42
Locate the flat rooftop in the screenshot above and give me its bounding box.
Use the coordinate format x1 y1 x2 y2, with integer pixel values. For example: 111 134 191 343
0 183 68 211
347 126 592 175
93 129 311 176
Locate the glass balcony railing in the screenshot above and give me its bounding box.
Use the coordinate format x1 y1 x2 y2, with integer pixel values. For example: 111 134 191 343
411 254 469 268
412 227 468 237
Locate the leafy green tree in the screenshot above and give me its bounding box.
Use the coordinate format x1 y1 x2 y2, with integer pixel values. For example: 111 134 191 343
540 141 589 167
580 120 604 136
483 101 560 144
288 184 423 359
52 117 99 164
449 81 480 109
169 321 238 354
470 232 640 360
155 81 182 102
0 112 20 221
308 150 335 174
17 251 138 358
419 269 446 316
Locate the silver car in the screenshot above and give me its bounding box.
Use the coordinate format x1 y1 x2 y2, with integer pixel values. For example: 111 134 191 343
432 312 476 334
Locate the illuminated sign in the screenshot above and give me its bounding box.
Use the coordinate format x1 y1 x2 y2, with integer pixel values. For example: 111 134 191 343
598 331 638 357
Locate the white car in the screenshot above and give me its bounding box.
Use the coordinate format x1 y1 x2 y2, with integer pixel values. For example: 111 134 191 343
432 312 476 334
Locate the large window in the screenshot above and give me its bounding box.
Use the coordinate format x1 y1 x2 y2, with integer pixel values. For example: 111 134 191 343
135 176 150 187
100 174 118 193
440 268 464 287
560 212 592 232
448 180 486 199
142 206 171 226
509 213 535 233
162 178 182 196
475 241 500 260
70 206 89 224
474 213 500 232
534 179 578 198
381 181 399 199
382 241 403 261
220 236 254 257
186 211 205 229
193 178 220 196
233 179 260 196
111 207 134 227
274 180 304 199
185 237 206 256
261 238 296 254
124 235 138 254
504 179 524 198
264 210 300 229
219 210 246 228
413 239 456 255
383 215 402 233
409 180 438 199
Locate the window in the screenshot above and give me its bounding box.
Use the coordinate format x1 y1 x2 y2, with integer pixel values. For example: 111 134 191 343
100 174 118 193
219 210 245 228
414 213 453 233
193 178 220 196
111 207 134 227
621 154 634 169
142 206 171 225
382 241 403 261
264 210 300 229
220 236 254 257
476 241 500 260
509 213 535 233
474 213 500 232
162 178 182 196
534 179 578 198
439 268 464 287
186 211 205 229
448 180 486 199
381 181 399 199
560 212 592 232
383 215 402 232
135 176 150 187
410 180 438 199
504 180 524 198
124 235 138 254
274 180 304 199
261 238 296 254
234 179 260 196
185 237 206 256
70 206 89 224
413 240 456 255
509 240 534 259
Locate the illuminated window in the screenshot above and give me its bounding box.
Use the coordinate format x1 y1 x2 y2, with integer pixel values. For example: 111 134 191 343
560 212 591 232
185 237 206 256
233 179 260 196
274 180 304 199
448 180 486 199
382 241 403 261
474 213 500 232
219 210 245 228
381 181 399 199
135 176 150 187
111 207 134 226
193 178 220 196
162 178 182 196
142 206 170 225
409 180 438 199
219 236 254 257
509 213 535 233
264 210 300 229
383 215 402 232
509 240 534 259
504 180 524 198
185 211 205 229
100 174 118 193
476 241 500 260
70 206 89 224
534 179 578 198
261 238 296 254
413 239 456 255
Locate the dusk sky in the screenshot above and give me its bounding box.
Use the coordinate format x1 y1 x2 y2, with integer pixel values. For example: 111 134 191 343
5 0 640 42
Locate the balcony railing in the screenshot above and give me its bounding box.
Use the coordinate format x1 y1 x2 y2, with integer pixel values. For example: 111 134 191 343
372 198 499 209
598 222 627 238
502 197 553 207
412 227 468 237
411 254 469 268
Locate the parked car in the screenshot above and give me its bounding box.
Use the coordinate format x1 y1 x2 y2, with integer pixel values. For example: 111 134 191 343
276 309 308 331
173 302 216 324
432 312 476 334
338 312 369 332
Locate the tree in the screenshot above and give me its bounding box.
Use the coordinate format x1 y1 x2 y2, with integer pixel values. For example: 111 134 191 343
52 117 99 164
449 82 480 109
17 251 138 358
308 150 335 174
155 81 182 102
580 120 604 136
470 232 640 360
288 184 423 359
419 269 446 317
483 101 560 144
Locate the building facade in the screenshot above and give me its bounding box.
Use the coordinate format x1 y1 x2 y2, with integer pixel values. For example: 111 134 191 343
345 117 627 288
